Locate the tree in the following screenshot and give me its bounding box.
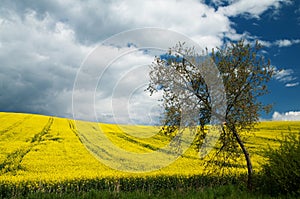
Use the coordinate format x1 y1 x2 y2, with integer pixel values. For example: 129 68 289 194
147 40 273 189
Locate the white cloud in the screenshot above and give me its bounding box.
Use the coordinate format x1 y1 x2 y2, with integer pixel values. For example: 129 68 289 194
73 45 164 124
2 0 235 123
272 111 300 121
276 39 292 47
254 38 300 48
274 69 294 82
217 0 290 18
1 0 236 49
274 39 300 47
272 67 299 87
285 82 299 87
0 9 92 117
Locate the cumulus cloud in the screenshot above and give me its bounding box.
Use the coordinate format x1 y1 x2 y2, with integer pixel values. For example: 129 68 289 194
1 0 233 48
0 9 91 117
274 39 300 47
217 0 291 18
272 111 300 121
0 0 297 123
0 0 231 122
73 45 163 123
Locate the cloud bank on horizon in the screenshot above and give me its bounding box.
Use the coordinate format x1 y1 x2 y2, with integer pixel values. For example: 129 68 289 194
273 111 300 121
0 0 299 123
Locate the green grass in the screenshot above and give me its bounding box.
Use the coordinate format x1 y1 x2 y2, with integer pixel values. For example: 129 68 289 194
16 185 297 199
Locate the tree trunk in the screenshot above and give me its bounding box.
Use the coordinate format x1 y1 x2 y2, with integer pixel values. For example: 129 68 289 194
232 126 253 190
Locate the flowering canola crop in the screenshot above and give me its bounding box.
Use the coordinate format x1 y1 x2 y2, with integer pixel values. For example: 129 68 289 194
0 112 299 195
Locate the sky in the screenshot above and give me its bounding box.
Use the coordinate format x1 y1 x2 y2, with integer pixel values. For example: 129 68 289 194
0 0 299 124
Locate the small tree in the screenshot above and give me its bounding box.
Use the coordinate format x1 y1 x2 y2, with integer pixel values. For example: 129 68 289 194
147 40 273 189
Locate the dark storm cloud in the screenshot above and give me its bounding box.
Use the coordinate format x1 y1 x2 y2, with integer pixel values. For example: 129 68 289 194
0 3 90 117
0 0 128 45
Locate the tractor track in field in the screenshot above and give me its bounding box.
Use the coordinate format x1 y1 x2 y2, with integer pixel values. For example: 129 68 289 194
107 130 201 159
30 117 54 143
67 120 116 160
107 130 161 151
0 117 54 174
68 120 80 140
67 121 196 161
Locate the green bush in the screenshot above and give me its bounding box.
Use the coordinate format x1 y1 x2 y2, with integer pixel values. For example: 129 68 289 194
259 133 300 196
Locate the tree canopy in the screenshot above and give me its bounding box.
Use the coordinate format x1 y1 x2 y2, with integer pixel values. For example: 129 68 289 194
147 40 273 189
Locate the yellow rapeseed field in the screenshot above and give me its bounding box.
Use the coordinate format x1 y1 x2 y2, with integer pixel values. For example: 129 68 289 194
0 112 299 187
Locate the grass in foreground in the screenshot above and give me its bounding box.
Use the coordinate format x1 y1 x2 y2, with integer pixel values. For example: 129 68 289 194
16 185 297 199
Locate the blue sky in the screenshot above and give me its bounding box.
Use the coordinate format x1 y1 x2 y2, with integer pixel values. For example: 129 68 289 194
232 1 300 120
216 1 300 120
0 0 299 123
